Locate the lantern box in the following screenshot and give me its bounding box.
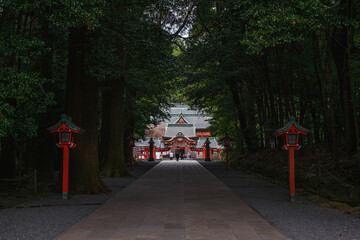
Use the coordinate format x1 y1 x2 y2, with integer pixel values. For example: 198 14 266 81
276 117 309 150
220 136 233 147
127 135 137 147
47 114 85 148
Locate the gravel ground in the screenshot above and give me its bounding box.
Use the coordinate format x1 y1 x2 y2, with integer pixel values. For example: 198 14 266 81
199 161 360 240
0 161 159 240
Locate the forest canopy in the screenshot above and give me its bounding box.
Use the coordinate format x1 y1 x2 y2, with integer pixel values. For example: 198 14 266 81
0 0 359 193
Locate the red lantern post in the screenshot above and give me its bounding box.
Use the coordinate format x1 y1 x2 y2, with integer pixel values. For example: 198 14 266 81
220 136 233 170
48 114 84 200
127 136 137 169
276 117 309 202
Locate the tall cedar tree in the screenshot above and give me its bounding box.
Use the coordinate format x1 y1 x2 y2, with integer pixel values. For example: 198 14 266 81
101 1 129 177
65 27 108 193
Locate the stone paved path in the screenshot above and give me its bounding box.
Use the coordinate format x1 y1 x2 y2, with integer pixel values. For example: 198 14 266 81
56 160 289 240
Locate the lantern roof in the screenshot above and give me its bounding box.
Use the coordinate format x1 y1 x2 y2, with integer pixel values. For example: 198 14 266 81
275 117 310 136
47 114 85 134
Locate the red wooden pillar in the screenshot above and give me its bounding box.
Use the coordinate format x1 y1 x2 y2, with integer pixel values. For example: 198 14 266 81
62 146 69 200
130 145 134 169
226 147 229 170
289 147 295 202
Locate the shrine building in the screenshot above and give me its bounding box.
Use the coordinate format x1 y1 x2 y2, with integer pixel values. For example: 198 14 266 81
135 104 222 160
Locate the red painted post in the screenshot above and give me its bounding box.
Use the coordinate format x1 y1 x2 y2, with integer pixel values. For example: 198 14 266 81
62 146 69 200
289 147 295 202
275 117 310 202
226 147 229 170
130 145 133 169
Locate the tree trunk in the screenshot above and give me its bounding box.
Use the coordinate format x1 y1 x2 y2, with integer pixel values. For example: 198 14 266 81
124 88 137 163
65 27 107 193
32 17 57 179
262 54 278 128
312 32 339 162
102 42 129 177
330 0 358 154
99 88 111 170
228 83 257 153
324 30 339 164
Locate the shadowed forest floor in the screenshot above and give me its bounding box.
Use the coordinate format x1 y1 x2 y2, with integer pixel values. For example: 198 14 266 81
229 147 360 216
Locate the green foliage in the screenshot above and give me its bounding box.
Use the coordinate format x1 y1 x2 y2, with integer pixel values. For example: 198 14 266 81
239 0 327 53
87 1 177 138
0 28 45 66
0 68 54 140
0 0 359 180
179 0 360 155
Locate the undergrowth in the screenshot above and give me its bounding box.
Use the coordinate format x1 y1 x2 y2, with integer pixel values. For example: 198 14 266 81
229 146 360 217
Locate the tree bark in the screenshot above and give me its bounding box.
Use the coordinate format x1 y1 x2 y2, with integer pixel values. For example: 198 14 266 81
312 31 339 162
124 88 137 163
32 17 57 179
330 0 358 154
99 88 111 170
65 27 107 193
262 54 278 128
228 83 258 153
102 42 129 177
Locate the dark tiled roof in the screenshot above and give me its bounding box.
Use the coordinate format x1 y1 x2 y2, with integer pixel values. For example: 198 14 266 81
165 125 195 137
276 116 310 135
47 114 85 133
197 137 221 148
135 138 162 147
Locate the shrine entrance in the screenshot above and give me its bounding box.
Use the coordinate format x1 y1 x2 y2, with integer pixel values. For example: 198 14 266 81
165 133 196 158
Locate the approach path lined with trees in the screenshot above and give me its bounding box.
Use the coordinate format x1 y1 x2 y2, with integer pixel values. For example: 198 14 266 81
1 160 360 239
56 160 288 240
